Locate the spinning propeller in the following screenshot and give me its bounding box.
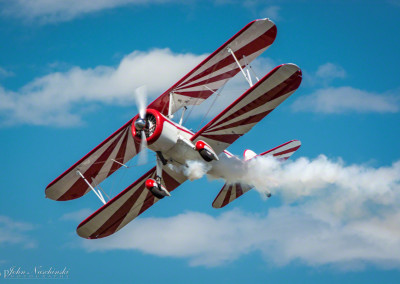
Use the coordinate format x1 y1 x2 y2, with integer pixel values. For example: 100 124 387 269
134 86 149 165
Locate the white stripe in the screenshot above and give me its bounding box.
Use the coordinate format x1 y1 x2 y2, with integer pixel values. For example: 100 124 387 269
210 64 298 127
116 185 152 231
229 184 237 204
207 90 295 132
93 129 128 185
181 20 274 83
203 122 258 136
264 141 301 156
213 185 229 208
78 170 155 237
177 48 265 90
123 132 138 163
275 153 293 159
47 128 125 200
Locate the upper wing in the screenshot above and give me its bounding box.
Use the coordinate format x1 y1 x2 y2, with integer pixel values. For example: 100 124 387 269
191 64 302 154
45 120 140 201
147 18 277 116
76 166 187 239
45 19 276 202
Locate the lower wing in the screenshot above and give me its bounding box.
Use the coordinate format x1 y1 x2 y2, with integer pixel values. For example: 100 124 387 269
76 166 187 239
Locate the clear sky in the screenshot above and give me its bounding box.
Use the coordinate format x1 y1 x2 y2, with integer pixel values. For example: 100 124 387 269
1 0 400 283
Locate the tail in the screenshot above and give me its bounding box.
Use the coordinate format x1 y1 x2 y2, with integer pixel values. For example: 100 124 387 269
212 140 301 208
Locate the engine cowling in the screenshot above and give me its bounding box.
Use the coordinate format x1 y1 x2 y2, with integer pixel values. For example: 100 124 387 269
131 109 179 153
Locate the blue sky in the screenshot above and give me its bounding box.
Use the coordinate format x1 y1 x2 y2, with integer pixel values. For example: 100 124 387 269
1 0 400 283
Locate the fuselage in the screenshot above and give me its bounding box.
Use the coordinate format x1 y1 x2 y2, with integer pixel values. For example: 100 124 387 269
131 109 239 184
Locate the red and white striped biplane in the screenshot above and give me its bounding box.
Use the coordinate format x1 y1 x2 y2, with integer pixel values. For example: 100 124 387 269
46 19 302 239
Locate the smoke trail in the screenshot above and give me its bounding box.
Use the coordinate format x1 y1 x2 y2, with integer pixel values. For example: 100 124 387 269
83 156 400 268
178 153 400 219
248 155 399 201
208 154 400 215
183 160 212 181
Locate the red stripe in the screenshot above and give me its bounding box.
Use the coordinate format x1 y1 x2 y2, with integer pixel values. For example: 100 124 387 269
183 26 277 88
201 133 241 144
162 170 182 189
147 20 276 115
58 130 127 201
177 67 241 91
138 191 155 215
77 168 156 231
191 64 285 142
89 186 147 238
175 89 214 99
221 186 233 208
259 140 300 156
91 170 182 238
46 119 133 191
208 68 302 131
205 109 273 134
235 183 244 197
107 128 130 178
201 110 274 145
136 169 182 217
272 145 301 157
91 183 153 239
78 169 185 239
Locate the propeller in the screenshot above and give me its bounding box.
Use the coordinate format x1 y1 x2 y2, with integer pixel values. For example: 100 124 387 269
134 86 149 165
135 85 147 120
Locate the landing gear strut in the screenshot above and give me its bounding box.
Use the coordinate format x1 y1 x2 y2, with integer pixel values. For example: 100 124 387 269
144 151 171 199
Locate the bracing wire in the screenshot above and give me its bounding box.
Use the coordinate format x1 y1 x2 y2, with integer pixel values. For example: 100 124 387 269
195 83 226 132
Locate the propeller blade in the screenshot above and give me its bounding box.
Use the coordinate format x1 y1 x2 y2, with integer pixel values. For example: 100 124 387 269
135 85 147 119
137 130 148 165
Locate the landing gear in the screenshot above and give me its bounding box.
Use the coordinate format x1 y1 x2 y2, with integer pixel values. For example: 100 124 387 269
156 151 168 165
144 151 171 199
195 140 219 162
145 178 170 199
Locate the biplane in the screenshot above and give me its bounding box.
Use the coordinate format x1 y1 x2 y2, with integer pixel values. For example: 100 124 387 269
45 19 302 239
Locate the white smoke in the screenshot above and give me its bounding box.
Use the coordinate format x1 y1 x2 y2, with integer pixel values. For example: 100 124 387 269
254 155 398 201
177 154 400 217
81 155 400 268
183 160 212 181
209 154 400 216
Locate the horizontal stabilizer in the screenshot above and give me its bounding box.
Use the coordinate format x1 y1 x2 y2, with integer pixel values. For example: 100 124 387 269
259 139 301 160
212 182 252 208
213 140 301 208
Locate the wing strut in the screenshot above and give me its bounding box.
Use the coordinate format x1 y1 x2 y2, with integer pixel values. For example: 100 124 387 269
110 159 129 168
243 55 260 82
76 170 106 205
227 47 253 87
179 106 187 125
168 92 174 118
